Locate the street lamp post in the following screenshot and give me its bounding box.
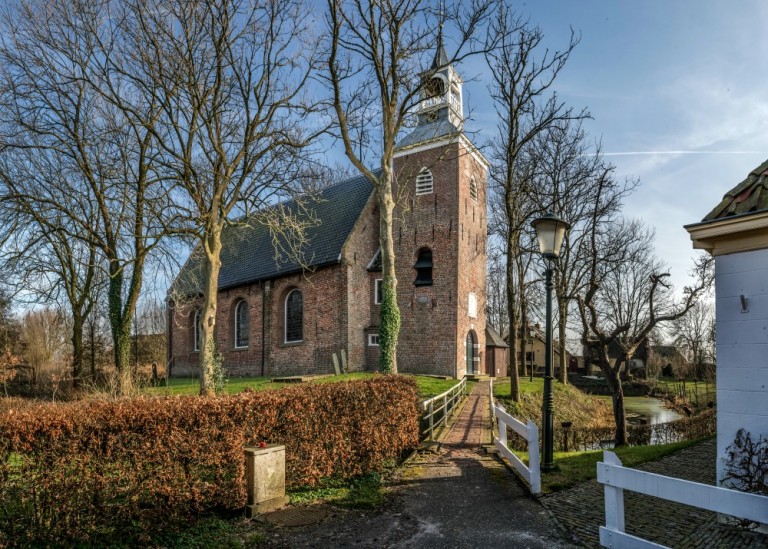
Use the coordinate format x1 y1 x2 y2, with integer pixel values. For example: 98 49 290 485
532 213 570 472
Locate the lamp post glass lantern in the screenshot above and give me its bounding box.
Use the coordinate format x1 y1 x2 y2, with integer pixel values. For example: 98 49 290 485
532 213 570 472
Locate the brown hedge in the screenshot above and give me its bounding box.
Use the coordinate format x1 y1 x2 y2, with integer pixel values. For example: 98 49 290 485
0 375 420 544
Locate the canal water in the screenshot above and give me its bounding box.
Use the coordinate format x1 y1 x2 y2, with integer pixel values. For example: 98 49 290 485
596 395 682 425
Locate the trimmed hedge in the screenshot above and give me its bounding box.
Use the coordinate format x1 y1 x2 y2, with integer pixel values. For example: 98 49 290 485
0 375 420 544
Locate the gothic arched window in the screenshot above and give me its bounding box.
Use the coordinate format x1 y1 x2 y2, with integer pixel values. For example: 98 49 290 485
285 289 303 343
234 300 249 348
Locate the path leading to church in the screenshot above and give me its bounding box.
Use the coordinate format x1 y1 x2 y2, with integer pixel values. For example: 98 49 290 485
265 381 576 548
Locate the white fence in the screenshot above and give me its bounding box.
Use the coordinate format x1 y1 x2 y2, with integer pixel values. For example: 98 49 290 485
492 402 541 494
421 378 467 440
598 450 768 548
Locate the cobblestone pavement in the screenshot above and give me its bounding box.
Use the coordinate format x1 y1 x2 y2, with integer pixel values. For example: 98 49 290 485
541 437 768 548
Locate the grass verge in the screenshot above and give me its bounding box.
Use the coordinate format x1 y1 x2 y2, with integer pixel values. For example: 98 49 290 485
143 373 463 400
511 436 711 494
288 472 386 509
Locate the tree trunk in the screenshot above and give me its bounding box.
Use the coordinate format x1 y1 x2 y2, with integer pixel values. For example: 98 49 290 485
377 175 400 375
71 313 84 388
114 322 132 396
506 233 520 401
604 362 627 446
89 319 96 379
108 262 133 396
557 299 568 384
200 227 223 395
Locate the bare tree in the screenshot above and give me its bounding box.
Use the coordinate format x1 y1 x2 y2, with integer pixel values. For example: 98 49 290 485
485 6 585 399
19 308 68 386
0 0 171 395
577 219 713 445
120 0 322 395
486 249 508 337
525 119 633 384
0 149 104 387
672 300 715 378
325 0 496 373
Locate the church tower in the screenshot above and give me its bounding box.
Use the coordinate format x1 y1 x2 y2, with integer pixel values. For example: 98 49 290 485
391 44 489 378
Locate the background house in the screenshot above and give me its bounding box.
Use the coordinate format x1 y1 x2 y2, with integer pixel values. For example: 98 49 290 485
686 158 768 489
485 324 509 377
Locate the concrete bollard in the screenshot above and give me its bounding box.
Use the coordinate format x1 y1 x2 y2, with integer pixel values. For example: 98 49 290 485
244 444 289 517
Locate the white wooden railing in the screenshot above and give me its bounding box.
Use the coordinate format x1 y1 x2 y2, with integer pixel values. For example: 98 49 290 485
421 378 467 440
491 400 541 494
598 450 768 548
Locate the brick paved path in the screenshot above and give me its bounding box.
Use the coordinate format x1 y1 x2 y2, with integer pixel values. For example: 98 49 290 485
268 380 576 548
541 437 768 548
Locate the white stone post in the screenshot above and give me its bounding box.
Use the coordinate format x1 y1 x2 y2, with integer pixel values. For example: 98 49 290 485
244 444 289 517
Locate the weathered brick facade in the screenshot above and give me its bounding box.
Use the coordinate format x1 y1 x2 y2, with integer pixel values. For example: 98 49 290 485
168 54 488 379
391 138 488 377
168 194 381 377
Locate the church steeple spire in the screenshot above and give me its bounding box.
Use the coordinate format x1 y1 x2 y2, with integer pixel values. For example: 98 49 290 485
432 2 448 69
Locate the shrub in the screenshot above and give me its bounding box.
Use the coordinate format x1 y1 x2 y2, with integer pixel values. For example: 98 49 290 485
0 375 419 544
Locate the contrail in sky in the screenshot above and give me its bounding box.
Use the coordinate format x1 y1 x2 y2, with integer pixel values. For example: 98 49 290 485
597 151 763 157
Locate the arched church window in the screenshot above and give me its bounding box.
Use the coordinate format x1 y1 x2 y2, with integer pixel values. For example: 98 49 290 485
415 168 433 196
285 289 303 343
234 299 249 348
469 176 478 202
414 248 433 286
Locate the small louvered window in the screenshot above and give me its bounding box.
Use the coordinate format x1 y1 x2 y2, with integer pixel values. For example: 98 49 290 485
415 168 433 195
469 177 478 202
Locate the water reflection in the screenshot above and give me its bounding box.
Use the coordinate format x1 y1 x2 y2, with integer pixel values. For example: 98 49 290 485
596 395 682 425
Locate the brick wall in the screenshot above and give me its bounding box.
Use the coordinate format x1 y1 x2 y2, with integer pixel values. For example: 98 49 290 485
340 194 381 371
455 141 488 376
170 264 356 378
392 138 488 377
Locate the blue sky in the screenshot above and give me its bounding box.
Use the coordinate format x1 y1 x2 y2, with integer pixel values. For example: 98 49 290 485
456 0 768 291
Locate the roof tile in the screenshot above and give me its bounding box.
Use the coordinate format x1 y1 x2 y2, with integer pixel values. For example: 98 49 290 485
703 158 768 221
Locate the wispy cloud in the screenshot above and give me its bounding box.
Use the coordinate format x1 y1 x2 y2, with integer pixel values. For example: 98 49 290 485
597 150 764 157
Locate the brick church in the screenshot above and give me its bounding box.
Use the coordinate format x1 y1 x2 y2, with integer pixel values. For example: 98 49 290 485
167 52 488 379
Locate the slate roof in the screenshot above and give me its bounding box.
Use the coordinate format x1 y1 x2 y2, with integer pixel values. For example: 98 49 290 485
485 325 508 348
432 45 449 69
174 172 376 295
703 158 768 221
395 118 462 150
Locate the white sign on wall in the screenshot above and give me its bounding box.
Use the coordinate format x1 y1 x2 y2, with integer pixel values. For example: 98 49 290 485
468 292 477 319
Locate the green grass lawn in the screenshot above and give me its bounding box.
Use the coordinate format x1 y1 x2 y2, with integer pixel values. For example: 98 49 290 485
511 436 710 493
491 376 544 396
143 372 463 399
654 378 716 405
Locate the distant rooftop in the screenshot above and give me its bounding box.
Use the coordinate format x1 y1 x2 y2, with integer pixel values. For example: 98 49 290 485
702 158 768 222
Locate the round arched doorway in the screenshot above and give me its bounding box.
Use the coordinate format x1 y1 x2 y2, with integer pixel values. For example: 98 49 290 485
466 330 478 375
